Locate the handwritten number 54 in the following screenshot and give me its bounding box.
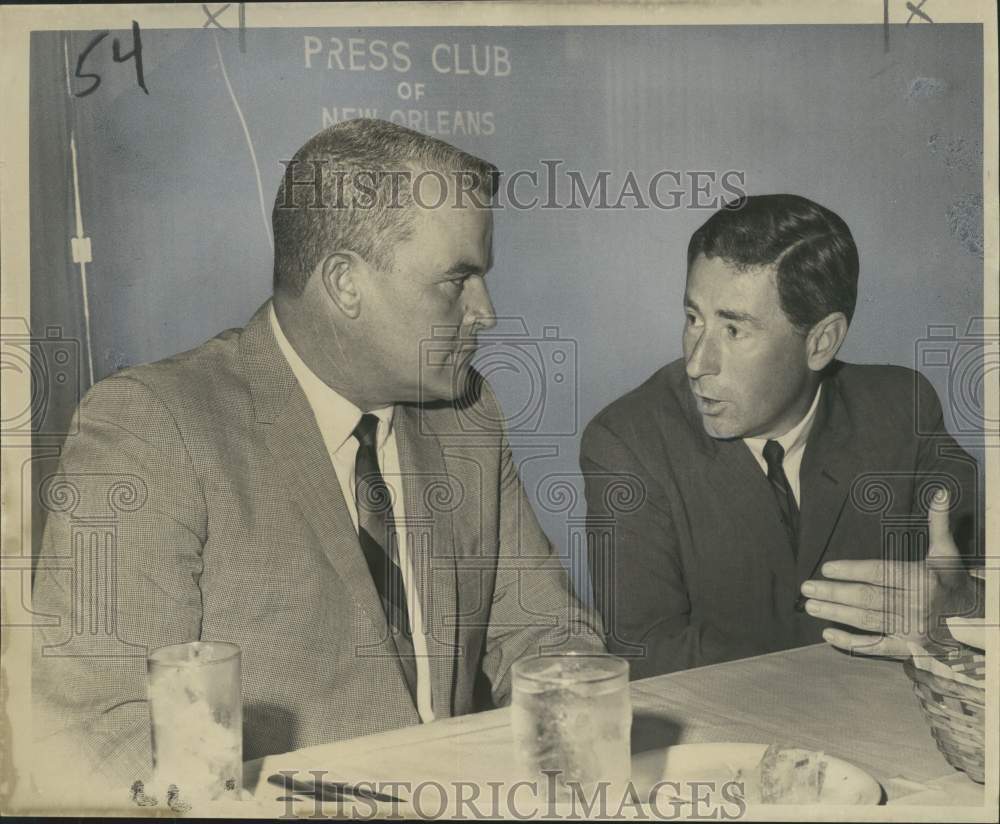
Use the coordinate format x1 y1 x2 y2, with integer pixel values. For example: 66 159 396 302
75 21 148 97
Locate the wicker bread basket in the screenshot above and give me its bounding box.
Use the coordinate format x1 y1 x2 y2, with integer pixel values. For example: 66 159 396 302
903 658 985 784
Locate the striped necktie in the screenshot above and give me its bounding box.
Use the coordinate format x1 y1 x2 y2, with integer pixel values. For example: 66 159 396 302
353 413 418 703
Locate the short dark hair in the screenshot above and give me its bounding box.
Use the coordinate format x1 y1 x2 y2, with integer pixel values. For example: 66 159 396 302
686 194 859 332
272 119 497 295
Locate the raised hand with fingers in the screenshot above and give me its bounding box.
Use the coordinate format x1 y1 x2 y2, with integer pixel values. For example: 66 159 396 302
799 488 981 657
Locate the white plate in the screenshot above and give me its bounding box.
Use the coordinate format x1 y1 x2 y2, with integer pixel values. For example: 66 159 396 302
631 743 883 806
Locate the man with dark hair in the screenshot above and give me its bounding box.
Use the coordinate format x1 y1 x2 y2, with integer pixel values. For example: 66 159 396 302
581 194 979 679
33 119 603 786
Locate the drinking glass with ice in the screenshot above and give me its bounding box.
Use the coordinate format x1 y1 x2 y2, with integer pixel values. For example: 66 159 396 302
146 641 242 803
511 653 631 800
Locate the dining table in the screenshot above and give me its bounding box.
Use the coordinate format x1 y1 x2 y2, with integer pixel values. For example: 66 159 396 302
242 643 990 819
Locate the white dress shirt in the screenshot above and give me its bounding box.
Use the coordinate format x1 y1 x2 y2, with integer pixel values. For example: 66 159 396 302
743 385 823 507
269 306 435 723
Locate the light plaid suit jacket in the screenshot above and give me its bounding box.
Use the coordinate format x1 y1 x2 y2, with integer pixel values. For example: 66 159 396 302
32 301 604 785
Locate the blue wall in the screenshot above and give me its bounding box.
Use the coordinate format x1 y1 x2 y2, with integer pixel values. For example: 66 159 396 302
32 24 986 581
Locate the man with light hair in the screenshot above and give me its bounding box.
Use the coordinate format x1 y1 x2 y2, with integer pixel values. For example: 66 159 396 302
33 119 604 785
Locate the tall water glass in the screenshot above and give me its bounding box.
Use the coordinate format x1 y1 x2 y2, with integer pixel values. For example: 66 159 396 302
147 641 242 802
511 653 631 800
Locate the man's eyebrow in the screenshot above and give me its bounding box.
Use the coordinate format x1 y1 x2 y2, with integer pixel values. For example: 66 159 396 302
716 308 763 326
442 261 487 278
683 296 699 311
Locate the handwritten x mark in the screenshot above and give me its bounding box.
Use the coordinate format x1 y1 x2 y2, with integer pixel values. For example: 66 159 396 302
906 0 933 25
202 4 233 30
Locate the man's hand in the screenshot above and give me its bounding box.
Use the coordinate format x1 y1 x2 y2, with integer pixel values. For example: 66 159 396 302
799 488 979 657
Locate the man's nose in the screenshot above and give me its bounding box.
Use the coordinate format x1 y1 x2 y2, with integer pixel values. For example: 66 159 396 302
465 276 497 331
684 328 719 380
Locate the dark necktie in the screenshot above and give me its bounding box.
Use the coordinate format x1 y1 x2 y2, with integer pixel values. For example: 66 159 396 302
763 439 799 556
352 413 418 703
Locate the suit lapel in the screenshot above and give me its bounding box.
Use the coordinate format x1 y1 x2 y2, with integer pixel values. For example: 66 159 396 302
679 363 866 587
706 439 798 573
264 393 392 630
239 302 394 654
682 384 796 573
797 368 864 580
394 406 459 718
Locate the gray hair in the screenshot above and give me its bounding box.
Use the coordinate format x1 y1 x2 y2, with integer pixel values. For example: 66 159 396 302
272 119 498 295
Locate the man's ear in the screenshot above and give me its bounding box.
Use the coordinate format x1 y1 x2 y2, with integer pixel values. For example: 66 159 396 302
805 311 848 372
318 252 363 319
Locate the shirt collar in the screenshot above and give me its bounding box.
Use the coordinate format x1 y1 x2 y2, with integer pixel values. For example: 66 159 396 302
744 383 823 458
269 304 394 453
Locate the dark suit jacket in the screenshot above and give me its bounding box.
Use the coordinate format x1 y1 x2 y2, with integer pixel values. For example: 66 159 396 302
32 301 604 784
581 359 980 680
